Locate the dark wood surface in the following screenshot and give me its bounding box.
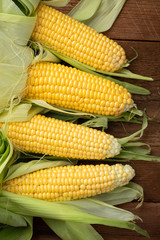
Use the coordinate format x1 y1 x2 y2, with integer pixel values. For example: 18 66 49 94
32 0 160 239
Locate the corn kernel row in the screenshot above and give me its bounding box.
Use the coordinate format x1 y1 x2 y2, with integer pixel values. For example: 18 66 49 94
0 115 121 160
24 62 133 116
3 163 135 201
31 3 126 72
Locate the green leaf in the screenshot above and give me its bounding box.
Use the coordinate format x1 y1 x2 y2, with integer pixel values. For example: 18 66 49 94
42 0 70 7
44 219 104 240
118 113 148 145
0 130 15 183
68 0 102 21
4 159 72 181
96 68 153 81
12 0 40 16
0 11 35 112
69 0 126 33
64 198 139 221
32 42 60 63
94 182 143 206
81 116 108 131
0 191 149 238
83 0 126 32
27 99 94 117
114 150 160 162
0 206 27 227
0 0 24 15
0 103 43 122
0 13 36 46
0 215 33 240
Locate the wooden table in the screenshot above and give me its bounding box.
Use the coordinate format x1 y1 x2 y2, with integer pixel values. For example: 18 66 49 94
32 1 160 239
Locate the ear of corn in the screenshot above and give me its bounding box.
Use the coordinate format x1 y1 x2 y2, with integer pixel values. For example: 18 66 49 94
31 3 126 72
3 163 135 201
24 62 133 116
0 114 121 160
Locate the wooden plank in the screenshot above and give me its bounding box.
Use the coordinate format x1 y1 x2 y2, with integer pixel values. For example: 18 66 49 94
107 0 160 41
106 121 160 150
109 41 160 118
116 41 160 102
56 0 160 41
32 202 160 239
118 41 160 82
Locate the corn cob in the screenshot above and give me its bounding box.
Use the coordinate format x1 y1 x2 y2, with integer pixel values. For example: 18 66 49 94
0 115 121 159
24 62 133 116
31 3 126 72
3 163 135 201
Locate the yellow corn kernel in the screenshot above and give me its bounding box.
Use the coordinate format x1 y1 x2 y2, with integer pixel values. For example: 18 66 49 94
3 164 135 201
24 62 133 116
0 115 121 159
31 3 126 72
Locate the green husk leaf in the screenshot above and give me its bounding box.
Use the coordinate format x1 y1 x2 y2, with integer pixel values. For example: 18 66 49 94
27 99 94 117
94 182 143 207
0 33 33 66
122 147 150 155
32 42 60 63
4 159 72 182
114 150 160 162
118 113 148 145
0 64 27 113
122 142 151 155
45 107 144 130
0 11 35 112
44 219 104 240
96 68 153 81
0 215 33 240
0 13 36 46
64 198 139 221
70 0 126 32
0 206 27 227
42 0 70 7
0 191 149 238
68 0 102 21
11 0 40 16
0 103 43 122
0 130 15 183
81 116 108 131
12 0 33 16
0 0 24 15
19 152 79 164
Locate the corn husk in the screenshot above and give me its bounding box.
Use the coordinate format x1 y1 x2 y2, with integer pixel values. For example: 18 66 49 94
0 4 35 112
4 159 72 182
44 220 104 240
0 186 148 239
0 129 17 183
0 215 33 240
69 0 126 33
0 160 148 239
0 103 44 123
42 0 70 7
68 0 102 22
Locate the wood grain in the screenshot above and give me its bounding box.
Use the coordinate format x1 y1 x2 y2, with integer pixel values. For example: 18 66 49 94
32 0 160 239
107 0 160 41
